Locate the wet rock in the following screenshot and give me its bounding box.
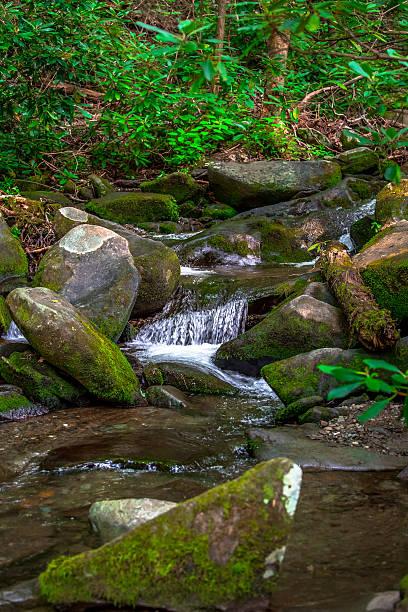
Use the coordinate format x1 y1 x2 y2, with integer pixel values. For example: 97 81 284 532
0 212 28 285
6 287 145 405
34 224 139 341
122 351 144 378
0 342 30 359
353 220 408 321
215 295 348 376
20 190 71 206
153 362 237 395
334 147 379 174
85 191 179 225
54 207 180 316
146 385 190 410
177 217 310 266
140 172 203 203
38 458 302 611
350 215 376 251
138 220 181 234
397 466 408 481
119 322 138 343
143 362 164 386
298 405 340 424
88 173 115 198
207 159 341 210
274 396 324 424
261 347 371 405
375 179 408 224
0 351 85 410
78 185 94 201
249 425 407 471
365 591 402 611
89 498 177 542
0 297 12 334
0 384 40 420
0 578 44 610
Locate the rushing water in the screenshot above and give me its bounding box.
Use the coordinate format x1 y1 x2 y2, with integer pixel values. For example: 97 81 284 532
1 321 27 342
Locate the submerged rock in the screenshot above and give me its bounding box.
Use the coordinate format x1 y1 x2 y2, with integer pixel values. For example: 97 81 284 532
54 207 180 315
6 287 145 405
215 295 348 376
89 498 177 543
0 212 28 284
375 179 408 224
39 458 302 611
146 385 190 410
140 172 203 203
85 191 179 225
34 224 139 341
208 159 341 210
150 362 237 395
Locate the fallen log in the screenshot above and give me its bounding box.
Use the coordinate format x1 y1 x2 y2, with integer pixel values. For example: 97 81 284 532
319 241 399 351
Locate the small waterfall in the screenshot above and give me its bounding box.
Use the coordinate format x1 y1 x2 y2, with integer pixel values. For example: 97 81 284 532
339 198 376 250
135 293 248 346
2 321 27 342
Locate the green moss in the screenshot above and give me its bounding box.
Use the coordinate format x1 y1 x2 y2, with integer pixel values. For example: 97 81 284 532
208 235 251 257
143 364 164 386
254 220 312 264
348 180 373 201
140 173 202 204
202 204 237 220
262 362 319 405
361 255 408 321
400 574 408 595
20 190 71 207
0 214 28 282
85 192 179 225
0 392 32 414
0 296 12 333
375 179 408 224
157 363 237 395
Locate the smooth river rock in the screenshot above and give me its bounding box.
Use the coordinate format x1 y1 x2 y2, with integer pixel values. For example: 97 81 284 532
39 458 302 611
6 287 145 405
0 212 28 284
34 224 139 341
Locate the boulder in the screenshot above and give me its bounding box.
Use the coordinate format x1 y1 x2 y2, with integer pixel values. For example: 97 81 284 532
0 213 28 284
140 172 203 203
85 191 179 225
149 362 237 395
38 458 302 611
0 351 85 410
88 174 115 198
208 159 342 210
261 347 371 405
146 385 190 410
0 296 12 334
202 202 237 220
89 498 177 543
215 295 348 376
333 147 379 174
302 281 335 305
375 179 408 224
176 217 311 266
353 220 408 321
20 191 71 207
34 224 139 341
54 208 180 315
350 215 376 251
6 287 145 405
0 384 41 420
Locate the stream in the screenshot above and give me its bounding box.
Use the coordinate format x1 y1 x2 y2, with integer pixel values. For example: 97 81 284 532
0 199 407 610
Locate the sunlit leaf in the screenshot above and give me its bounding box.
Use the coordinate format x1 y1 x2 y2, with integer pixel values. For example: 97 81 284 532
358 398 390 422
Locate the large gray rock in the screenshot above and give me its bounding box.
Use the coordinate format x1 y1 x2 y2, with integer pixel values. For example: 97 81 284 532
88 174 115 198
53 207 180 315
6 287 145 405
89 498 177 543
39 458 302 611
0 212 28 284
208 159 342 210
85 191 178 224
215 295 348 376
34 224 139 341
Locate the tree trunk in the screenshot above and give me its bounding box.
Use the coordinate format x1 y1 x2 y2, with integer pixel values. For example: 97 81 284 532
213 0 229 94
319 241 399 352
263 19 290 114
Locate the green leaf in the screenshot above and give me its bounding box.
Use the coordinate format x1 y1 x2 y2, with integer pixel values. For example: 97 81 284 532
291 106 299 120
403 396 408 427
362 359 400 373
202 60 215 82
358 398 390 422
384 164 402 185
306 14 320 32
318 365 366 382
327 382 363 400
348 61 371 79
391 373 408 386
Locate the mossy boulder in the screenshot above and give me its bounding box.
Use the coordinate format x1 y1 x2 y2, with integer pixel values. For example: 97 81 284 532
6 287 145 405
138 221 181 234
53 207 180 316
85 192 179 225
152 363 237 395
0 351 85 409
353 220 408 321
177 217 311 266
375 179 408 224
202 203 237 220
275 396 325 424
261 347 371 405
20 191 71 207
334 147 379 174
38 458 302 611
88 174 115 198
140 172 203 204
0 212 28 284
0 296 12 334
143 363 164 386
34 224 139 341
350 215 376 251
145 385 189 410
215 295 348 376
208 159 341 211
0 384 38 419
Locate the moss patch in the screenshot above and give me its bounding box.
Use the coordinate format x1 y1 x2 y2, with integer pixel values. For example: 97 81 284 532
0 392 32 414
86 192 179 225
0 296 12 333
140 172 202 204
361 254 408 321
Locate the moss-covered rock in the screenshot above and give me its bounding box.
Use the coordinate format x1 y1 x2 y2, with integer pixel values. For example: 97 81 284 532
6 287 145 405
0 384 37 418
146 385 189 410
143 363 164 386
340 129 365 151
0 296 12 334
38 458 302 611
0 212 28 284
34 224 139 341
275 396 325 424
53 207 180 316
350 215 377 251
202 203 237 220
353 220 408 321
208 159 341 211
85 192 179 225
20 191 71 207
375 179 408 224
215 295 348 376
0 351 85 409
334 147 379 174
152 363 237 395
88 174 115 198
140 172 203 204
138 221 181 234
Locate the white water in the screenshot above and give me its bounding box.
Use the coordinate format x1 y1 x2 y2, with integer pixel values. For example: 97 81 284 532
1 321 27 342
180 266 216 276
339 198 376 250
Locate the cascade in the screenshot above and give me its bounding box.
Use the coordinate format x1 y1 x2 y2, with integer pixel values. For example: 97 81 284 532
2 321 27 342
